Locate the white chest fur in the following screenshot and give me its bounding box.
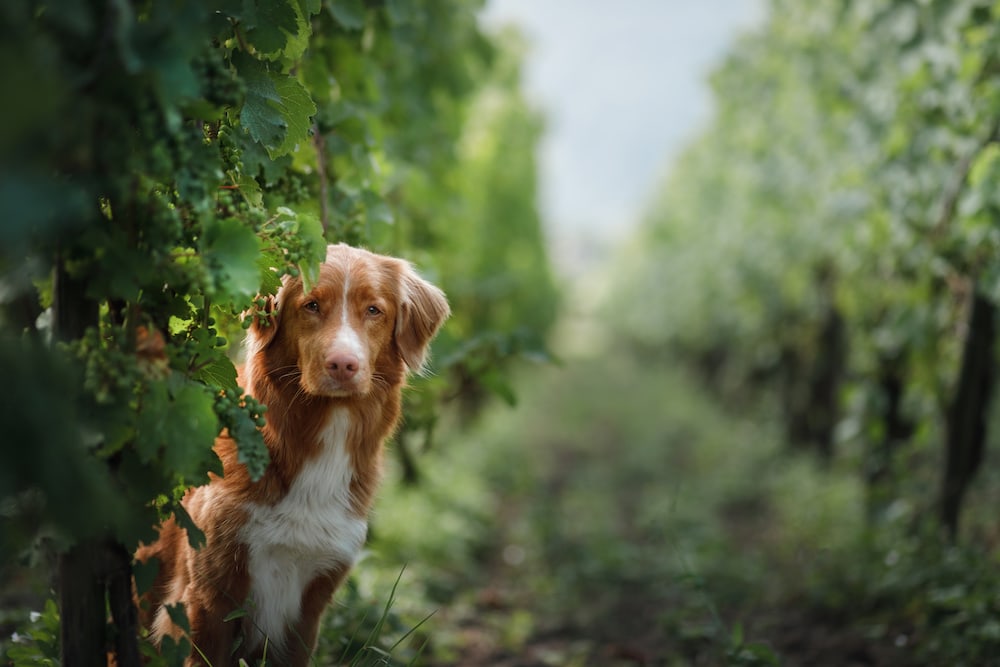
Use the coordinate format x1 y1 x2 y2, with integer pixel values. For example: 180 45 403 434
239 408 368 652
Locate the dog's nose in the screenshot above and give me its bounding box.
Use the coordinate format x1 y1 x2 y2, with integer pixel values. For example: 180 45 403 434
326 353 360 382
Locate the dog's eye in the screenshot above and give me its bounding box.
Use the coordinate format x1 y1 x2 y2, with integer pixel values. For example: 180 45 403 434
366 305 382 317
303 300 320 313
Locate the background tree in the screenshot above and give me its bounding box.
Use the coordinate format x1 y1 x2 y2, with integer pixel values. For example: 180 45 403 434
610 0 1000 537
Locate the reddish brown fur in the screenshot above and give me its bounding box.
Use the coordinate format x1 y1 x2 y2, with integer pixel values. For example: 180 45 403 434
135 244 449 666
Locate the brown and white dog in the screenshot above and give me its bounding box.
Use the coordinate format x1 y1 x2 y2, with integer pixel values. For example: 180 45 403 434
136 244 450 666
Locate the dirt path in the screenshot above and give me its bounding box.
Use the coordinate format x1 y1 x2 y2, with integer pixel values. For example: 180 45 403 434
430 545 916 667
423 462 916 666
417 361 922 666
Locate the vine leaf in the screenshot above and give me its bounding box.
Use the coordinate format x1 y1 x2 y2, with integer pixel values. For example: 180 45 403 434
132 558 160 596
297 210 327 292
202 215 264 302
242 0 319 62
236 52 317 159
135 379 218 480
271 74 317 156
191 353 239 393
160 382 219 479
243 0 299 56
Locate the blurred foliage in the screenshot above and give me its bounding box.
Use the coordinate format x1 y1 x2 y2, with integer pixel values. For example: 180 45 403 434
0 0 554 662
364 349 1000 666
610 0 1000 536
364 1 1000 663
365 356 862 665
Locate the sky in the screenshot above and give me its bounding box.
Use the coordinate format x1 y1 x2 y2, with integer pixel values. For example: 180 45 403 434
482 0 765 274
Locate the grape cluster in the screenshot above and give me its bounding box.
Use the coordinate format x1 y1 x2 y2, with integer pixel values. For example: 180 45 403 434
214 388 267 429
214 388 270 480
212 125 268 231
216 123 243 176
69 327 144 406
271 173 311 204
242 297 277 330
169 316 228 367
272 211 323 272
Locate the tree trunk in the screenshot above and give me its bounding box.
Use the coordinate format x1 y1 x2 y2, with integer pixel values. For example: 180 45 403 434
54 255 142 666
108 541 142 667
808 296 846 463
782 267 846 463
58 542 110 667
865 352 913 520
940 291 996 540
394 430 421 486
54 256 105 665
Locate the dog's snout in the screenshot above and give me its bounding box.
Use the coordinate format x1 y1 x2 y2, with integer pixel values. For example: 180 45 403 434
326 352 360 383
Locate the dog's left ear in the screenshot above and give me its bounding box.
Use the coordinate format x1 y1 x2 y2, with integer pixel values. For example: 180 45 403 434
395 263 450 374
243 292 281 355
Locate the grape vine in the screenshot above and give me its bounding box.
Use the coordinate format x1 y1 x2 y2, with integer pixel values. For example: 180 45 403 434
0 0 556 663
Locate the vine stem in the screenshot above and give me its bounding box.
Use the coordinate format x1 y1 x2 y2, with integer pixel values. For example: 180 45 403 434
230 18 251 54
312 121 330 233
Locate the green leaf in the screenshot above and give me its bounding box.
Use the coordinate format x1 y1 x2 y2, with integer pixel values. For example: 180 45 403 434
244 0 299 56
132 557 160 596
165 603 191 634
192 352 239 392
236 54 286 151
161 382 219 479
327 0 366 30
223 608 249 622
135 382 171 464
256 253 284 296
229 168 264 208
202 215 264 302
236 53 317 158
229 408 270 481
242 0 319 62
175 503 206 550
297 210 327 292
271 73 317 156
237 124 294 184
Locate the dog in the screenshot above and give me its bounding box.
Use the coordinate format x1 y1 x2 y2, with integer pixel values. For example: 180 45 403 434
135 243 450 666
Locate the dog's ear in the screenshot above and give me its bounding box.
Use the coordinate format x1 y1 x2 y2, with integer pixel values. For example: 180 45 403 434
243 293 281 352
395 264 450 374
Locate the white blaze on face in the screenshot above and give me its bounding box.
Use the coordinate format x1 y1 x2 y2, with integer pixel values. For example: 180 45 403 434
329 272 366 368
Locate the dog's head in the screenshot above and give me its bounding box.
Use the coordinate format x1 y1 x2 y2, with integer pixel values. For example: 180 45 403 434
247 244 450 398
